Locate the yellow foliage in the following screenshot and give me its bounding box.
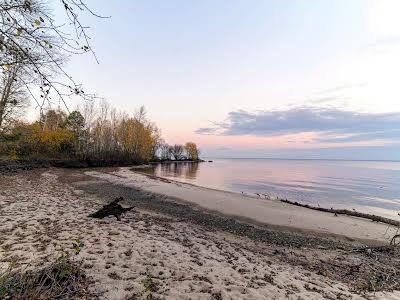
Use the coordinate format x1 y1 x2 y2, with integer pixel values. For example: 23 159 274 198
185 142 199 160
29 123 75 154
8 149 19 160
117 118 154 162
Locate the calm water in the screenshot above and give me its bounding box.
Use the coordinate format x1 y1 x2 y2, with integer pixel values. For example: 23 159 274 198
138 159 400 218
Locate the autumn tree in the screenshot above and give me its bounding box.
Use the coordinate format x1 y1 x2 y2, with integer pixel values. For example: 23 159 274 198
116 117 154 162
184 142 199 160
29 122 74 155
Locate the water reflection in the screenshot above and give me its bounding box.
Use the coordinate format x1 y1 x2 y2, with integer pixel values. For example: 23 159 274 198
137 159 400 218
145 162 200 180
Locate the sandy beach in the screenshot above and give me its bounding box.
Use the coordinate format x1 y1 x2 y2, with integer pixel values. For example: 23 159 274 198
1 167 400 299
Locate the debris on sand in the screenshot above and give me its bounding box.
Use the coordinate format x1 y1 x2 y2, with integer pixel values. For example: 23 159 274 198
88 197 134 221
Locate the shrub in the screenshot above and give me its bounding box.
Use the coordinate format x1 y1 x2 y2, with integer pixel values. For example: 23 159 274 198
8 149 19 161
0 123 75 159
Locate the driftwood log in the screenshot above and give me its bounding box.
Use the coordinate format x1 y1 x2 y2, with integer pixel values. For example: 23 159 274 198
352 235 400 253
88 197 134 221
280 199 400 227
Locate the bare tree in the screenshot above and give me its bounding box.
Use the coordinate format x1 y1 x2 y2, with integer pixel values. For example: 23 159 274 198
0 65 29 130
0 0 106 113
170 144 185 161
159 142 171 160
135 106 147 123
41 109 66 130
149 125 162 160
79 99 95 157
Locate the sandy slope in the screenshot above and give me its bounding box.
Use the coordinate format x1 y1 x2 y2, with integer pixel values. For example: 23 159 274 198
0 168 399 299
86 167 399 244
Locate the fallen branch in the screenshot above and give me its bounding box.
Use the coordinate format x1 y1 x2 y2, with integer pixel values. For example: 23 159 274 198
391 234 400 246
88 197 134 221
352 245 395 253
280 199 400 227
351 235 400 254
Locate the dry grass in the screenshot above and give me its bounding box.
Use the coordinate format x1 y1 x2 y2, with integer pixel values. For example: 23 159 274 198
0 254 93 300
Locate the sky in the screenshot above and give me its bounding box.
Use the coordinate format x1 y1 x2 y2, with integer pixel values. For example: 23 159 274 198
51 0 400 160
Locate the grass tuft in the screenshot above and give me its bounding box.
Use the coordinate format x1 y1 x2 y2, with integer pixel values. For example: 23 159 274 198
0 253 91 299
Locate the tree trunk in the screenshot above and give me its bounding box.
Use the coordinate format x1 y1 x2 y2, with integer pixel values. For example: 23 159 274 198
0 104 4 130
0 68 18 130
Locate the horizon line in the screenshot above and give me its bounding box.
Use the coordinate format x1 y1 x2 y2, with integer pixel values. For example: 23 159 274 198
202 157 400 162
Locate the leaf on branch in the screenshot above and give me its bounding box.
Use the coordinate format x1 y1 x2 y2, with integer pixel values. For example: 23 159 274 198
43 40 52 48
34 19 41 26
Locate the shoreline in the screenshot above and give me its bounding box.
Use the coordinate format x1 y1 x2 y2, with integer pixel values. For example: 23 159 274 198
0 158 206 174
138 168 400 228
2 167 400 299
87 167 399 244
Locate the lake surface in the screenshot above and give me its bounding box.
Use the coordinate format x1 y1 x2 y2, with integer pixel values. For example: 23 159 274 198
138 159 400 218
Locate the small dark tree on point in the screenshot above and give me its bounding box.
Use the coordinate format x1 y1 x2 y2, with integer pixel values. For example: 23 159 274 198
170 144 184 160
160 142 171 160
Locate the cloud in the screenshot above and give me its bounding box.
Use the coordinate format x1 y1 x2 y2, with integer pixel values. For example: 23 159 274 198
307 84 364 105
316 84 365 95
309 96 343 104
195 107 400 144
215 146 232 151
195 127 218 135
315 130 400 143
